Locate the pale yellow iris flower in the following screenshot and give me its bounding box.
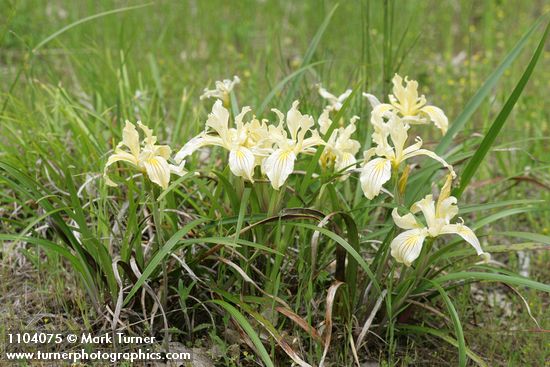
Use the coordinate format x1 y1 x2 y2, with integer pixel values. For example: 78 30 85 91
104 121 186 189
317 109 361 174
390 175 489 266
363 74 448 134
200 76 240 105
318 84 352 112
174 99 266 182
359 113 454 199
261 101 324 190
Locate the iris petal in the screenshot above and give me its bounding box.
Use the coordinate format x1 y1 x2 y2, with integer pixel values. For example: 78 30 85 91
390 228 428 267
121 121 141 157
143 156 171 189
421 105 448 134
440 223 485 256
229 147 256 182
391 208 420 230
263 149 296 190
359 158 392 199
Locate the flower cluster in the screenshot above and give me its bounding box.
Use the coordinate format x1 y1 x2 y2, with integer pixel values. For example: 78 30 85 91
104 73 488 266
391 174 489 266
174 99 327 190
361 74 488 266
317 109 360 174
359 75 455 199
103 121 186 189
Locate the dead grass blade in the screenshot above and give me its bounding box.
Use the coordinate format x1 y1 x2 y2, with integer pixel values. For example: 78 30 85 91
110 257 128 331
275 306 324 345
129 257 169 338
503 284 541 329
356 289 387 350
319 281 345 367
216 256 291 308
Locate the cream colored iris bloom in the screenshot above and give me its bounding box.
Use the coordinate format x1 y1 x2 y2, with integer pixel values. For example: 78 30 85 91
104 121 186 189
175 100 265 182
200 76 240 104
318 84 352 111
363 74 448 134
318 110 360 173
390 175 489 266
261 101 324 190
359 114 454 199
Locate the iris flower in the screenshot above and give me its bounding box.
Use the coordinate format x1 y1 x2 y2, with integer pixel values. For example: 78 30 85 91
318 110 361 174
359 113 454 199
318 84 352 112
200 76 240 105
262 101 324 190
174 100 265 182
104 121 186 189
390 175 489 266
363 74 448 134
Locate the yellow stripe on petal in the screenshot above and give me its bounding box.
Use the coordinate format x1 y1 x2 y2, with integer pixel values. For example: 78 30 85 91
359 158 392 199
262 149 296 190
229 147 256 182
390 228 428 266
143 156 171 189
335 152 356 173
441 223 485 256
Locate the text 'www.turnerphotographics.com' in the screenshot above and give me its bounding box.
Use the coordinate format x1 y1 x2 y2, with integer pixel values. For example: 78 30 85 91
3 332 192 364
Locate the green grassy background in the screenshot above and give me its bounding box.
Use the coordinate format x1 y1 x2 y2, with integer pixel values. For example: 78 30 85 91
1 0 549 365
2 0 549 181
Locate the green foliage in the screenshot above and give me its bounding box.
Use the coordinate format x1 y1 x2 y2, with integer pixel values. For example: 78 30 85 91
1 1 549 366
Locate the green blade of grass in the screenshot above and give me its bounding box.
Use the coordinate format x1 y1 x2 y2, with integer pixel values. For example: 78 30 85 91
258 61 326 113
32 3 153 53
427 280 467 367
458 199 543 215
339 211 360 306
122 217 208 305
470 206 542 230
0 234 92 292
454 20 550 198
290 222 381 294
210 300 275 367
398 325 488 367
234 187 251 241
438 242 548 261
0 162 100 297
438 16 546 154
214 289 312 367
65 167 118 297
405 16 547 204
181 237 281 255
212 170 241 214
496 231 550 245
420 271 550 293
282 4 339 107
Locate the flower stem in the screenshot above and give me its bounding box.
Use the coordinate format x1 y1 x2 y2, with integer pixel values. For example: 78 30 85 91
149 183 168 343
